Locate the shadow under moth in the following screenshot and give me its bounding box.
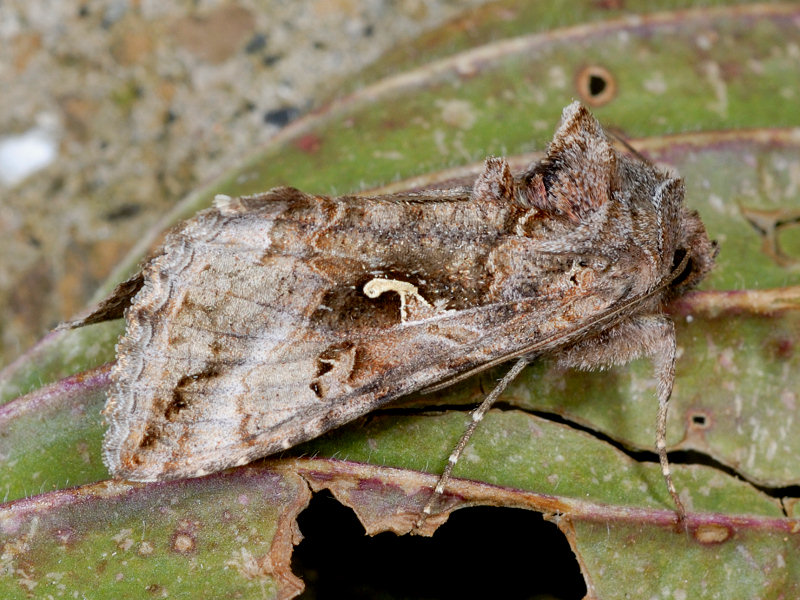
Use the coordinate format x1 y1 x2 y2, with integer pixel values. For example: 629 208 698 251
67 102 716 526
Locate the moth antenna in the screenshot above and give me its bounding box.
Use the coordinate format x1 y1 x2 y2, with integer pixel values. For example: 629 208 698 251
606 128 653 166
415 357 528 533
56 272 145 329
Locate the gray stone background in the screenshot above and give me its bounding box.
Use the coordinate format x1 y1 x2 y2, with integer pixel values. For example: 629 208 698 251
0 0 490 367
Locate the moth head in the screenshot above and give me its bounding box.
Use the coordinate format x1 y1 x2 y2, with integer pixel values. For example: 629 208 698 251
516 102 616 222
644 157 717 298
668 208 719 298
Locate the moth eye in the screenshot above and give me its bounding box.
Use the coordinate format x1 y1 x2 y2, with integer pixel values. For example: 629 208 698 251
671 248 688 270
670 248 694 287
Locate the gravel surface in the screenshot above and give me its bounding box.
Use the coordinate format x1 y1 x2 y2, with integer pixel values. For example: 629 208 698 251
0 0 489 367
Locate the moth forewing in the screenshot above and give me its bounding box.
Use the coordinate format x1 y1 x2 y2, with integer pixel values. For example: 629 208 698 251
66 102 716 525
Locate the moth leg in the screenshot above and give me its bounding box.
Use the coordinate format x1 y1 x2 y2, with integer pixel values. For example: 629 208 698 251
557 315 686 525
415 358 528 533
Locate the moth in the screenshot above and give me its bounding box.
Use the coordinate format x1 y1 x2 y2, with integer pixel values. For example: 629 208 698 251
68 102 716 523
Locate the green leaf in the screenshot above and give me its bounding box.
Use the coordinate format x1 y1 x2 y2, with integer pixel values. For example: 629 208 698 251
0 466 309 598
1 3 799 598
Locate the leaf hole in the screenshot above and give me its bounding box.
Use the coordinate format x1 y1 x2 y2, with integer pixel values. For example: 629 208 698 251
293 490 586 598
589 74 606 96
576 65 616 106
689 411 710 430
